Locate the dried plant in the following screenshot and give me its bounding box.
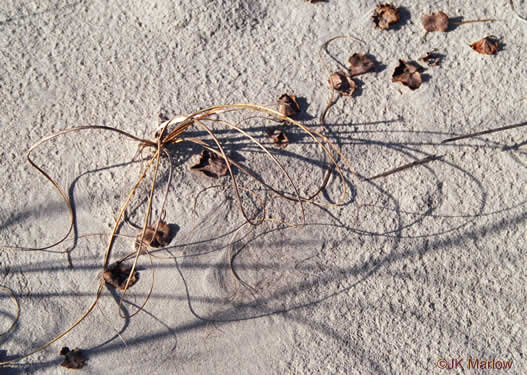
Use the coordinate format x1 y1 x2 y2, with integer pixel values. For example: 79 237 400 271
0 102 353 365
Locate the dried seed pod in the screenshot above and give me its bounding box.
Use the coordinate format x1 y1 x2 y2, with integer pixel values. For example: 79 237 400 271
422 11 449 32
190 149 228 178
266 128 289 149
329 71 357 96
471 36 499 55
277 94 300 118
103 263 138 290
60 347 87 369
136 220 172 249
392 60 422 90
373 3 400 30
418 51 443 67
348 53 375 76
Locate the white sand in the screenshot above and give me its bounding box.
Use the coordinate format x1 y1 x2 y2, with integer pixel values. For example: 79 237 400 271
1 1 526 374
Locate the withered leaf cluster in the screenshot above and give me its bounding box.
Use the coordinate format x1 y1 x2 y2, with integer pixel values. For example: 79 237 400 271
471 37 499 55
103 263 138 290
373 3 400 30
278 94 300 118
392 60 422 90
191 149 228 178
136 220 172 250
266 128 289 149
348 53 375 76
60 347 87 370
422 11 449 32
329 71 357 96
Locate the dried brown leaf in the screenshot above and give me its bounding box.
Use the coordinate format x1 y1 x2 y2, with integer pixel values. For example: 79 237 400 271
60 347 87 370
348 53 375 76
103 263 138 290
422 11 449 32
190 149 228 178
135 220 172 249
278 94 300 118
418 51 443 67
392 60 422 90
471 37 499 55
329 71 357 96
373 3 400 30
266 128 289 149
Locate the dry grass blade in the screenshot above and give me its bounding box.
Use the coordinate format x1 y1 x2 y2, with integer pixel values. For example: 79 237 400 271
441 122 527 143
365 155 444 181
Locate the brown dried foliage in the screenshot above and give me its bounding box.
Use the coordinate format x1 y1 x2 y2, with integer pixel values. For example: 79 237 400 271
60 347 87 369
422 11 449 32
373 3 400 30
471 37 499 55
348 53 375 76
329 71 357 96
266 128 289 149
392 60 422 90
418 51 443 67
190 149 229 178
136 220 172 249
103 263 138 290
278 94 300 118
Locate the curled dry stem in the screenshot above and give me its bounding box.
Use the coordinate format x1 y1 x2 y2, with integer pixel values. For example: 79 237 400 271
2 102 353 364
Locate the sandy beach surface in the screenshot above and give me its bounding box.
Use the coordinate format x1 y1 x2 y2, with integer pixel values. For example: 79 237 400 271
1 1 526 374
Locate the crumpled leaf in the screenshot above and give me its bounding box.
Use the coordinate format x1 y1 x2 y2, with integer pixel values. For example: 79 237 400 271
60 347 87 369
418 51 443 67
422 11 449 32
266 128 289 149
348 53 375 76
278 94 300 118
329 71 357 96
392 60 422 90
136 220 173 250
471 36 499 55
190 150 228 178
103 263 138 290
373 3 400 30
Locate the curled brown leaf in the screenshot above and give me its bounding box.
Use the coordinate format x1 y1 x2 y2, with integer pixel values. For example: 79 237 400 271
373 3 400 30
471 36 499 55
278 94 300 118
191 149 228 178
348 53 375 76
136 220 172 249
392 60 422 90
329 71 357 96
422 11 449 32
266 128 289 149
103 263 138 290
60 347 87 369
418 51 443 67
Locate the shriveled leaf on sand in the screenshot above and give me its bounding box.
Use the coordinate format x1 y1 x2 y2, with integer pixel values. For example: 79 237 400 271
392 60 422 90
60 347 87 370
348 53 375 76
136 220 173 249
103 263 138 290
329 71 357 96
471 36 499 55
278 94 300 118
266 128 289 149
422 11 449 32
306 0 325 2
418 51 443 67
373 3 400 30
191 149 228 178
